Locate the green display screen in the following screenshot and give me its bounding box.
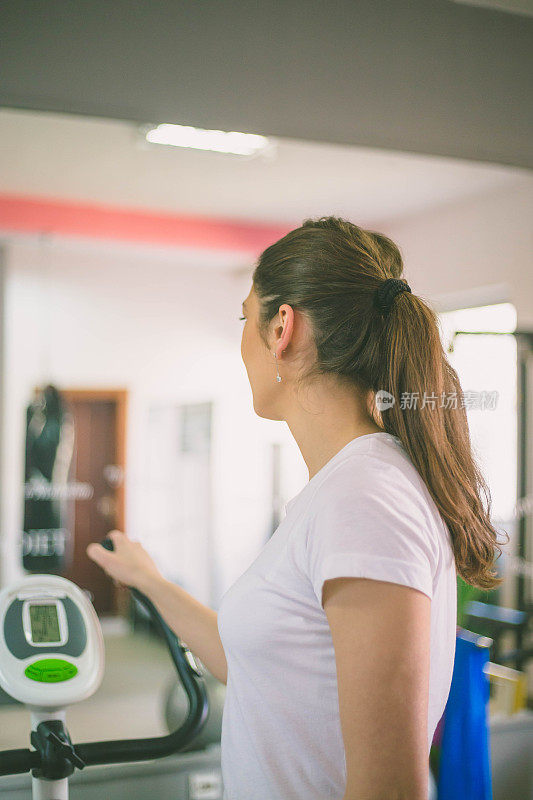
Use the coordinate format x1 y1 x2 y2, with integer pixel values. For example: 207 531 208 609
29 604 61 643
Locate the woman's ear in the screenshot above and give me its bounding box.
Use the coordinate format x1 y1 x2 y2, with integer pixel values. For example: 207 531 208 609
273 303 295 357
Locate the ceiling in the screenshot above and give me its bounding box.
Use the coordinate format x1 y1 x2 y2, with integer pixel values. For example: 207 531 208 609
1 1 532 169
0 108 529 233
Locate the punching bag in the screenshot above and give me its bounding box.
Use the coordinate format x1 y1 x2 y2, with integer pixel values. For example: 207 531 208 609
22 385 74 573
437 628 493 800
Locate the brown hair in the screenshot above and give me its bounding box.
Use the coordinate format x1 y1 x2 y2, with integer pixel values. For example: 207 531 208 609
252 216 506 590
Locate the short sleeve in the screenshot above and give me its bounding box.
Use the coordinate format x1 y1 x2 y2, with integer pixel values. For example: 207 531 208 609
305 467 437 607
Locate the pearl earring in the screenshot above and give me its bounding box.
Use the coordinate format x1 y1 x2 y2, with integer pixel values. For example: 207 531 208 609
274 352 282 382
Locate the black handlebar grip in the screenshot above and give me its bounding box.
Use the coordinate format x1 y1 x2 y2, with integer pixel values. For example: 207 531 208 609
98 536 203 679
73 538 210 765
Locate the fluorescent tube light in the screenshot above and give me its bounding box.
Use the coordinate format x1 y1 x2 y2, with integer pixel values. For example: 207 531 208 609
144 123 271 156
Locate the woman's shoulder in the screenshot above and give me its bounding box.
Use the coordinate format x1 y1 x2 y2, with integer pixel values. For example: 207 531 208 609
305 435 446 550
314 433 428 503
292 438 445 595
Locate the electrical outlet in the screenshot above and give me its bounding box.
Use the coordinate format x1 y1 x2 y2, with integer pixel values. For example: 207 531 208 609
188 770 223 799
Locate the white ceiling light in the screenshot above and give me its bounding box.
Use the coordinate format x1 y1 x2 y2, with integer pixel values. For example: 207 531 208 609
142 122 272 156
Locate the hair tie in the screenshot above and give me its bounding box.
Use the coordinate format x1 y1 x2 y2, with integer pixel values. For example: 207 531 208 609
375 278 411 314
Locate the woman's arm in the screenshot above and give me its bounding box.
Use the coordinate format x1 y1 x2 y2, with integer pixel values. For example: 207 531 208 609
142 573 228 685
322 576 431 800
87 531 228 685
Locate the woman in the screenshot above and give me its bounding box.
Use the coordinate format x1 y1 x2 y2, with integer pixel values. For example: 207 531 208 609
88 216 504 800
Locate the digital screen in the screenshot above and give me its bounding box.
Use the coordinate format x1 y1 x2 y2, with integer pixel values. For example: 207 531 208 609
29 604 61 643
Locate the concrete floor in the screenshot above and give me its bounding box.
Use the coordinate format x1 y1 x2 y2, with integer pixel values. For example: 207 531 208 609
0 627 174 750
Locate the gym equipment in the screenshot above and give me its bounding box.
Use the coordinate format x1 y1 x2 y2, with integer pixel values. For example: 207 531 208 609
0 537 209 799
486 662 528 715
436 629 493 800
450 329 533 668
463 598 533 673
23 385 74 574
0 748 224 800
164 670 226 753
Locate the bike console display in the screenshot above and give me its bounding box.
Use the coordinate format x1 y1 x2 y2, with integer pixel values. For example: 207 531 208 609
0 574 104 709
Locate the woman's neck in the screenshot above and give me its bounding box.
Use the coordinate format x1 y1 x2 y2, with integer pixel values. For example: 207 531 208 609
284 381 382 480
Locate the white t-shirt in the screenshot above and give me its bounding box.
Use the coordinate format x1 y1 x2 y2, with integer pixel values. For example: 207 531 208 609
217 431 457 800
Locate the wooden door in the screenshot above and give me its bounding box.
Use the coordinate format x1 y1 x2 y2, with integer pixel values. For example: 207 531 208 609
61 390 127 615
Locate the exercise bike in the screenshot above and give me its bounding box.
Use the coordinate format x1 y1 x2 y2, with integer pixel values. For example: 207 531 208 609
0 539 210 799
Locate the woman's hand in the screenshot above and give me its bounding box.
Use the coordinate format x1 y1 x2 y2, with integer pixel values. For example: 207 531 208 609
86 530 162 594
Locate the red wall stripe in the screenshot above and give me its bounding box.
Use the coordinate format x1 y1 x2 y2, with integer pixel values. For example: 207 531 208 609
0 193 292 253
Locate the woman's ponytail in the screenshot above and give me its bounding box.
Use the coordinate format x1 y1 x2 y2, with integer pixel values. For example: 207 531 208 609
373 291 505 590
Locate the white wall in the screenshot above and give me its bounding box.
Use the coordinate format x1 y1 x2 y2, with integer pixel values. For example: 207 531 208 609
0 238 307 605
383 179 533 325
